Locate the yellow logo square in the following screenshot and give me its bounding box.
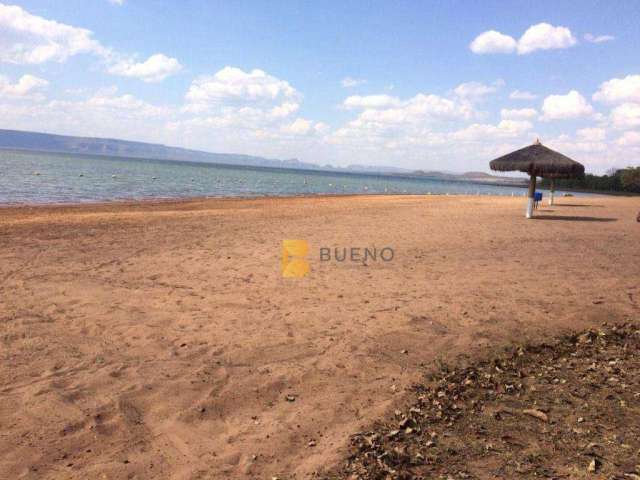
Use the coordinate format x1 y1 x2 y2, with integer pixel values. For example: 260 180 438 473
282 240 310 277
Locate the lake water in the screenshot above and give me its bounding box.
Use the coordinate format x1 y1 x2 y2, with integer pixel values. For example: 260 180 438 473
0 149 564 205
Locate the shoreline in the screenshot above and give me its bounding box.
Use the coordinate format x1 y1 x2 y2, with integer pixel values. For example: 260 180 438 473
0 189 598 210
0 192 451 210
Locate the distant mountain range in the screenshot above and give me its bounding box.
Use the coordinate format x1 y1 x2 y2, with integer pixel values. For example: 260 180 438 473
0 129 321 170
0 128 526 185
412 169 526 185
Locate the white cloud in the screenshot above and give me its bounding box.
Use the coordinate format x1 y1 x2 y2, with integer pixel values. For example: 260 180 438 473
469 30 517 54
280 118 327 136
616 131 640 146
584 33 614 44
85 91 168 117
329 89 489 161
0 74 48 100
453 81 499 100
270 101 300 118
542 130 633 172
517 23 577 54
576 127 606 142
328 90 479 158
184 66 300 114
610 103 640 129
501 108 537 119
109 0 124 5
161 66 332 157
0 3 106 64
541 90 594 120
547 135 608 155
452 120 533 142
509 90 538 100
340 88 482 134
281 118 312 134
470 23 576 56
0 3 180 82
0 86 173 145
342 94 401 109
593 74 640 104
361 93 475 123
314 122 330 134
341 77 366 88
107 53 182 82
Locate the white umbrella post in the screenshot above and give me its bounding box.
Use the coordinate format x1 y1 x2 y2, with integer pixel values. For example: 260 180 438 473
548 178 555 206
526 174 536 218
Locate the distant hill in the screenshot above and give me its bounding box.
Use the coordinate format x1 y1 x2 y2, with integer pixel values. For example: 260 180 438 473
459 171 494 179
0 129 319 170
413 169 526 185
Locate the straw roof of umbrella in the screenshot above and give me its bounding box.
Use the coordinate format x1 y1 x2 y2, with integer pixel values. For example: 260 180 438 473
489 140 585 179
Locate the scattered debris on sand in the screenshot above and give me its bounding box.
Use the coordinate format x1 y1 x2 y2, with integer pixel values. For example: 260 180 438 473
322 322 640 479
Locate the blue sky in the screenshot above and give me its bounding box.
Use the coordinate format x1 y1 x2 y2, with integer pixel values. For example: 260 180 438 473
1 1 639 173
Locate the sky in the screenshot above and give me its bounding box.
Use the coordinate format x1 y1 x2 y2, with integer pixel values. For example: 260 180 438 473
1 1 639 174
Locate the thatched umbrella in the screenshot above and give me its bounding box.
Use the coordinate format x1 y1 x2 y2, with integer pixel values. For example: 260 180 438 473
490 139 585 218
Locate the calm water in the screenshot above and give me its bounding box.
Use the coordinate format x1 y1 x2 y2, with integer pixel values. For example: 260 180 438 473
0 149 557 205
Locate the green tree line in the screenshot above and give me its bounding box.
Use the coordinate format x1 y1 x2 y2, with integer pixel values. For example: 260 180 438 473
540 166 640 194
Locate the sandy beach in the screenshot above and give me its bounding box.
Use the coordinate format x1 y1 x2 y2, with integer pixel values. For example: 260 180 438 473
1 194 639 479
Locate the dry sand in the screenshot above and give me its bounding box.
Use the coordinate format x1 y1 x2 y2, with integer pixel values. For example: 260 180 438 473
1 194 638 479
